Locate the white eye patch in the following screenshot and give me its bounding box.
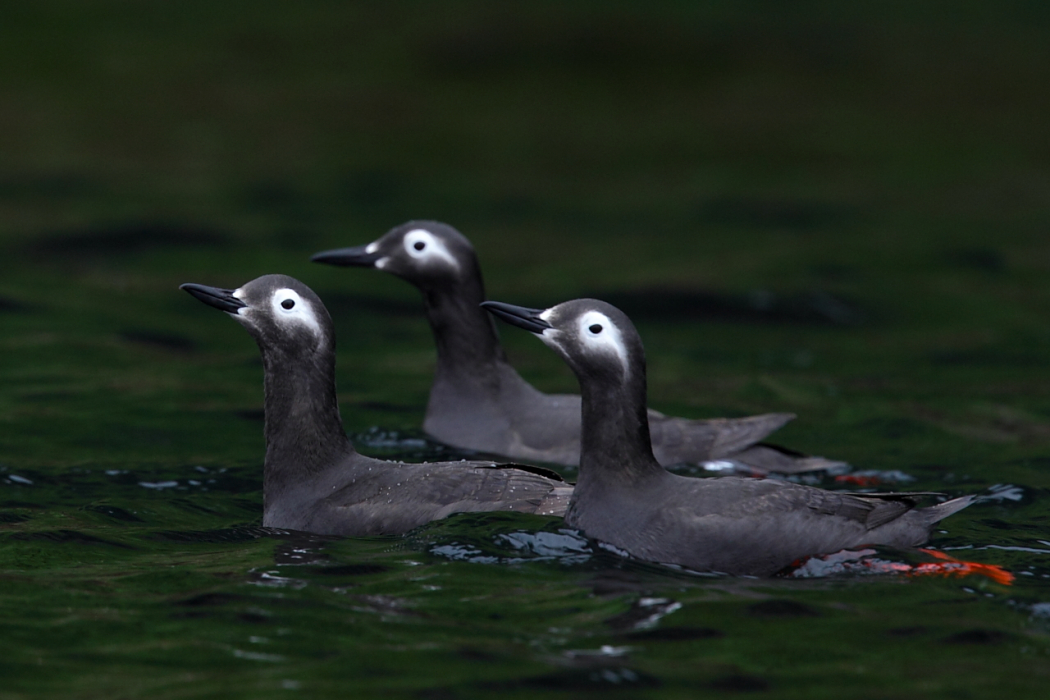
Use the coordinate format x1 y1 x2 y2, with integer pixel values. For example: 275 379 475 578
575 310 630 377
402 229 460 271
270 288 323 338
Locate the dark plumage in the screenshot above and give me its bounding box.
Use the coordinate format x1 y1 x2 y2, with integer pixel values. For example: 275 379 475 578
312 221 842 475
180 275 570 536
483 298 974 576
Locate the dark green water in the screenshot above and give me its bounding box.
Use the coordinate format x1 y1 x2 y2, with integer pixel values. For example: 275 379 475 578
3 2 1050 697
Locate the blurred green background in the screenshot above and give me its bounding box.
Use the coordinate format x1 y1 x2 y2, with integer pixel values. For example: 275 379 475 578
3 2 1050 698
4 0 1050 470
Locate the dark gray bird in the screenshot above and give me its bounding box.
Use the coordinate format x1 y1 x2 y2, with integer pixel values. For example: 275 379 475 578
482 298 974 576
179 274 571 536
312 221 842 475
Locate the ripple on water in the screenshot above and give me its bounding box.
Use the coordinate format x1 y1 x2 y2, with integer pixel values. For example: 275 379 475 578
479 666 662 692
150 526 284 543
430 528 594 565
352 426 478 462
5 529 136 549
604 596 684 631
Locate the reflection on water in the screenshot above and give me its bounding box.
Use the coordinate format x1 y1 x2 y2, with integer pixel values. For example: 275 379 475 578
431 529 593 566
2 372 1048 698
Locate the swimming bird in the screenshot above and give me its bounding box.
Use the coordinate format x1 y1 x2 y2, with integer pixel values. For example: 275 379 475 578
311 221 841 475
482 298 974 576
179 274 571 536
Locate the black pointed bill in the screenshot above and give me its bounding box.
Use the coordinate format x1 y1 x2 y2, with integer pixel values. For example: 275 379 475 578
311 244 383 267
481 301 552 334
180 283 247 313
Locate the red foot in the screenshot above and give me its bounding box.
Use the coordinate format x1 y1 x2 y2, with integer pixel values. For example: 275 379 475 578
787 549 1014 584
912 549 1014 585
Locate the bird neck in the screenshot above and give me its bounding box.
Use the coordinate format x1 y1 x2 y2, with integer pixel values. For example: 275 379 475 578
576 367 664 487
421 267 510 387
260 345 354 502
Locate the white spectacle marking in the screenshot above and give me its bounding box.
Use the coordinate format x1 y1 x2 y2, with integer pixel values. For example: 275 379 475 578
536 327 565 353
533 306 577 359
576 310 630 377
403 229 460 271
365 241 379 254
533 307 565 347
229 287 248 317
270 288 323 338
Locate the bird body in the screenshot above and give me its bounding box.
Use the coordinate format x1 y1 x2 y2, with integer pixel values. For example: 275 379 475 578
566 470 971 576
312 221 839 474
269 454 570 537
483 298 973 575
180 275 569 537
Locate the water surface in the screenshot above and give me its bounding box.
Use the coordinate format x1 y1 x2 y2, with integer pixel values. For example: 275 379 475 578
3 2 1050 697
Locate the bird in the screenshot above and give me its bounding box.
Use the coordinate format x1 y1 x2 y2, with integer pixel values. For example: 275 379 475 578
179 274 571 537
311 220 842 475
481 297 974 576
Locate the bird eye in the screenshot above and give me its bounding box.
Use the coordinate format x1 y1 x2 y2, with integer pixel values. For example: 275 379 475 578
414 241 426 251
281 299 295 310
589 324 602 334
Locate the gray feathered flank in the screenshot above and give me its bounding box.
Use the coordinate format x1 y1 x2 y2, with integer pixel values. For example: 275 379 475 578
483 297 974 576
312 221 844 475
180 275 569 537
